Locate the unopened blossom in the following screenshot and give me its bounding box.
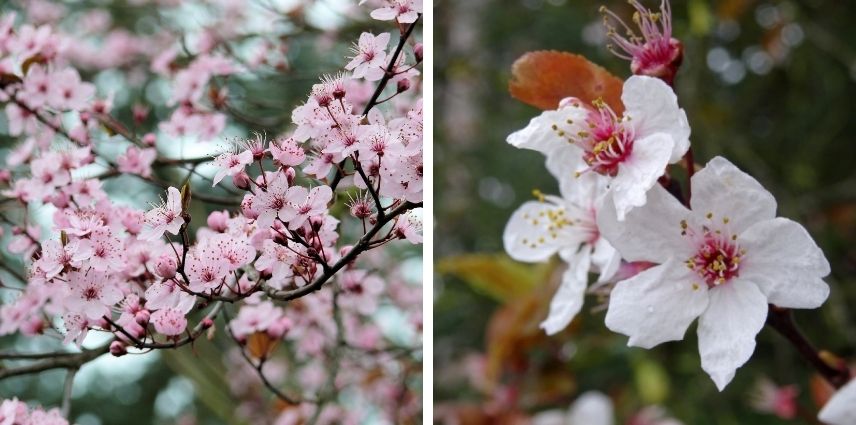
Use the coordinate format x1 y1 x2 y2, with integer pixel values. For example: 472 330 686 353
345 32 390 81
601 0 683 84
750 378 798 419
598 157 830 390
508 75 690 220
368 0 422 24
66 269 124 320
504 149 620 335
116 146 157 178
151 307 187 336
140 186 184 240
212 147 253 186
819 379 856 425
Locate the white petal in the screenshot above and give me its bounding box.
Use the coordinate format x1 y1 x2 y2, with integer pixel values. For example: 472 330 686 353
506 107 587 156
591 236 621 283
739 217 830 309
605 259 708 349
819 379 856 425
503 200 590 263
697 280 768 391
610 133 674 220
598 184 691 264
543 142 591 199
541 245 592 335
622 75 690 163
567 391 615 425
690 156 777 233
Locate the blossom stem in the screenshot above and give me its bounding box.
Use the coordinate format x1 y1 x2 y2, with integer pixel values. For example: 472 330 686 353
683 147 694 206
766 306 851 388
60 367 77 418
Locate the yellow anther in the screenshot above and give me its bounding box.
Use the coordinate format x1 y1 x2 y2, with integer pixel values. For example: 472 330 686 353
532 189 545 202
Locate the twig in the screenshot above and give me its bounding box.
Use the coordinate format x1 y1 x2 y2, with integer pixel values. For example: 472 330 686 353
0 344 108 380
61 367 77 418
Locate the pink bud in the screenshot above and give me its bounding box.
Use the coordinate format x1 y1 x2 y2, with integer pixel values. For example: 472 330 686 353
396 78 411 93
206 210 230 232
79 111 91 123
267 317 293 339
232 171 251 191
155 254 177 279
135 310 151 326
133 104 150 124
48 191 70 208
339 245 353 258
110 341 127 357
0 169 11 184
309 216 324 232
201 318 214 329
413 43 423 62
142 133 157 147
241 194 259 219
284 167 296 186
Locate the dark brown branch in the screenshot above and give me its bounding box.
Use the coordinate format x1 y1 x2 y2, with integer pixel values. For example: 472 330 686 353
767 305 851 389
0 344 108 380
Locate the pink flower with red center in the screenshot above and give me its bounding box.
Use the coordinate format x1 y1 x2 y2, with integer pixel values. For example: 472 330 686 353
255 239 299 290
283 185 333 229
601 0 683 84
65 269 123 320
254 172 291 229
151 307 187 336
508 75 690 220
345 32 390 81
229 299 287 340
211 146 253 186
87 228 125 272
140 186 185 241
48 68 95 111
37 239 93 280
270 136 306 167
116 146 157 178
393 209 422 244
598 157 831 390
19 64 52 109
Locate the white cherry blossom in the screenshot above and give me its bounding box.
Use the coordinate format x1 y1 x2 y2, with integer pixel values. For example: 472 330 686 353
597 156 830 390
507 75 690 221
819 379 856 425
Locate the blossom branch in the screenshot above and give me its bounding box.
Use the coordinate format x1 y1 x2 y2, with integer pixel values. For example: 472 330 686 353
0 344 108 380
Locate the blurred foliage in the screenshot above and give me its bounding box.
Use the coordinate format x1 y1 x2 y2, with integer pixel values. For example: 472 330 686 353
434 0 856 423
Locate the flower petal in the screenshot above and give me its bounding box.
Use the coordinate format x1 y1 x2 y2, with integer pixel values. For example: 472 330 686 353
691 156 777 233
739 217 830 309
622 76 690 163
591 236 621 283
598 183 691 263
697 280 768 391
541 245 592 335
503 199 590 262
819 379 856 425
610 133 674 220
605 259 708 349
506 106 587 156
567 391 615 425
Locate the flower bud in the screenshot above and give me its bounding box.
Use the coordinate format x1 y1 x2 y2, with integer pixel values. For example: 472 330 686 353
284 167 296 186
232 170 251 191
396 78 411 93
155 254 177 279
135 310 151 326
133 104 150 124
240 194 259 219
207 210 230 232
110 341 127 357
142 133 157 147
309 216 324 232
413 43 423 62
201 317 214 329
0 169 11 184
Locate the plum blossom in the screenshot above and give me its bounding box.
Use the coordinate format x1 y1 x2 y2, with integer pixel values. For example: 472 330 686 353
87 228 125 272
504 148 620 335
229 299 292 339
37 239 93 280
819 379 856 425
212 147 253 186
368 0 422 24
345 32 389 81
598 157 830 390
65 269 124 320
151 307 187 336
254 172 292 229
508 75 689 220
601 0 683 84
283 185 333 229
116 146 157 178
532 391 614 425
140 186 185 240
750 378 798 420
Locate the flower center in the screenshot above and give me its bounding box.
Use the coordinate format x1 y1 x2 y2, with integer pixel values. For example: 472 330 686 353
553 99 634 177
681 214 744 288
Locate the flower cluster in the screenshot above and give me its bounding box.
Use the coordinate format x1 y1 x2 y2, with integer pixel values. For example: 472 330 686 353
0 1 422 423
504 0 831 396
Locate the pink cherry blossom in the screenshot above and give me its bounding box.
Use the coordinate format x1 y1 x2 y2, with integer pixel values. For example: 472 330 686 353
151 307 188 336
345 32 390 81
65 269 124 320
212 147 253 186
369 0 422 24
140 186 185 240
116 146 157 177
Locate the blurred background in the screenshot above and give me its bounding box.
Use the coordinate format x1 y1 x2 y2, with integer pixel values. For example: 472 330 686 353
0 1 422 424
434 0 856 423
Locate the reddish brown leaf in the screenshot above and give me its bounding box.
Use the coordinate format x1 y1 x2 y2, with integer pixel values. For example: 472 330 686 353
509 51 624 113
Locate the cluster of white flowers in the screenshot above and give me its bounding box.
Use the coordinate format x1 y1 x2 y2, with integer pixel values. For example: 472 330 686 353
504 75 832 393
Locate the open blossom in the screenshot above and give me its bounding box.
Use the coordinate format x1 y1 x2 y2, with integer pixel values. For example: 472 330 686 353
504 149 620 335
368 0 422 24
151 307 187 336
116 146 157 178
750 378 798 419
508 75 689 221
283 185 333 229
140 186 184 240
37 239 93 280
345 32 389 81
601 0 683 84
819 379 856 425
598 157 830 390
270 136 305 166
66 269 124 320
254 172 292 229
229 299 291 339
393 209 423 244
87 228 125 272
212 147 253 186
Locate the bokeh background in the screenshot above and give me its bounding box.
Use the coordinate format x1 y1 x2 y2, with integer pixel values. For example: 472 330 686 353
434 0 856 423
0 1 422 424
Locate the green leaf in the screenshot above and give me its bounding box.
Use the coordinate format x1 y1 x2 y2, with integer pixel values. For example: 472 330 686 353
436 254 553 303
